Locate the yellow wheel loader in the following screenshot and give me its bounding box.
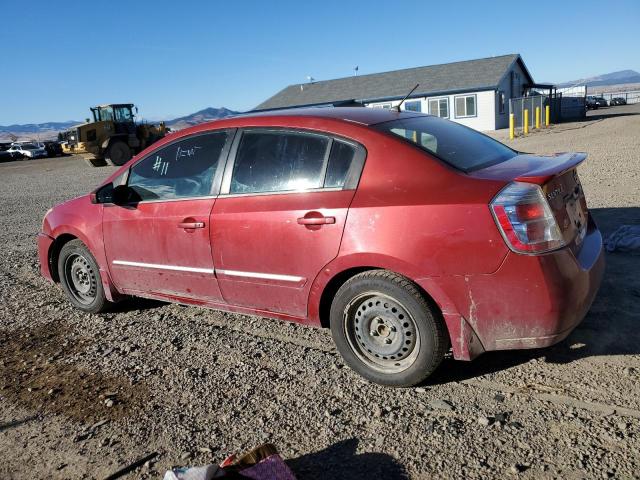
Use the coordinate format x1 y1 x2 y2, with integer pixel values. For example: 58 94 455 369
61 104 167 167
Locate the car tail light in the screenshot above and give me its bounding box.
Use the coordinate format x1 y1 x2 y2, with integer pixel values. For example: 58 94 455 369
490 182 565 254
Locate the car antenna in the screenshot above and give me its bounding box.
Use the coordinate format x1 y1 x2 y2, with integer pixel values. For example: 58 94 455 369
395 84 419 112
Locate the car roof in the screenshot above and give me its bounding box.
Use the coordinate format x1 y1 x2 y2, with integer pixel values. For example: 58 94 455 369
236 107 423 126
130 106 431 172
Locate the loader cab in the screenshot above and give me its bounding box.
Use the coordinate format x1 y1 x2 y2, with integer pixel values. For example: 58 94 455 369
91 104 136 135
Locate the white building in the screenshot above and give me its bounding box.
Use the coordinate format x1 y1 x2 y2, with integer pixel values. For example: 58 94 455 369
255 54 536 131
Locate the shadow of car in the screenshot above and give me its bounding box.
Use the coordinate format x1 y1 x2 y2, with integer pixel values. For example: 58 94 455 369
0 150 25 162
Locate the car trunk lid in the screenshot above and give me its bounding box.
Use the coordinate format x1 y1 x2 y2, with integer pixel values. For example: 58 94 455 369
474 152 589 253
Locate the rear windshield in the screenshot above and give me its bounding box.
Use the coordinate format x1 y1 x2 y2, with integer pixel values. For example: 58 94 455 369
374 115 516 172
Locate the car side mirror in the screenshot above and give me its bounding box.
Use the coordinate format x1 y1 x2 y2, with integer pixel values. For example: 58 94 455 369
112 184 135 206
91 183 136 205
91 183 114 204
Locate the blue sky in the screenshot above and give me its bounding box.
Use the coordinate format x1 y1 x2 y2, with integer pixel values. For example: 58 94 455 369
1 0 638 124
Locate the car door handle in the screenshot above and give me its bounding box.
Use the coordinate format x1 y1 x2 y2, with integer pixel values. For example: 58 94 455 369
178 221 205 229
297 216 336 225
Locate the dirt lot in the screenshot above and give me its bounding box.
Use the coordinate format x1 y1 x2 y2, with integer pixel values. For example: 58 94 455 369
1 105 639 479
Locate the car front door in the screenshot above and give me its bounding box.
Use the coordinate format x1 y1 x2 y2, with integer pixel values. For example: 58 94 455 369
103 130 234 301
210 129 365 317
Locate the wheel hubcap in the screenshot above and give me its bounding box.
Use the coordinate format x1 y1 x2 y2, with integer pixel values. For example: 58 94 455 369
344 293 420 373
64 254 97 304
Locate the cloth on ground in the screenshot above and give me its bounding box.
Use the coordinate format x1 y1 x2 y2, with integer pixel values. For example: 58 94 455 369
604 225 640 254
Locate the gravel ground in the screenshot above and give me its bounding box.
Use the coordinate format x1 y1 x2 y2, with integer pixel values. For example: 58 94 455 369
1 105 639 479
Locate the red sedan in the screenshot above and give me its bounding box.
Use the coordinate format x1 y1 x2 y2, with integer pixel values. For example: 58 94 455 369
38 108 604 386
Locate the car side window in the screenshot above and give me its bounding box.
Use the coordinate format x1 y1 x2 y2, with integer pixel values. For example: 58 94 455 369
324 140 357 188
128 131 229 201
230 131 330 194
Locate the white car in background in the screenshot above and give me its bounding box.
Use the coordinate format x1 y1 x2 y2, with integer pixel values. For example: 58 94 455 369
8 143 47 159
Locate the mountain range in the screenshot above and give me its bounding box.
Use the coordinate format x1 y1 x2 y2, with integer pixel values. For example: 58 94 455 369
163 107 239 130
0 107 240 140
556 69 640 88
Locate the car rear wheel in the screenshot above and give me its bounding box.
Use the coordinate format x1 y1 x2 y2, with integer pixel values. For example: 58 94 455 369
104 141 132 166
330 270 448 387
58 239 110 313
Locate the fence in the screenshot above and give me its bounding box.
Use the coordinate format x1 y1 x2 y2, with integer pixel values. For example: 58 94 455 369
508 95 550 136
508 92 589 137
588 90 640 105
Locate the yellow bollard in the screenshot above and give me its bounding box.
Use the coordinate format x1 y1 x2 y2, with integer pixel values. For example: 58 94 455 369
535 107 540 129
545 105 550 127
509 113 514 139
523 109 529 135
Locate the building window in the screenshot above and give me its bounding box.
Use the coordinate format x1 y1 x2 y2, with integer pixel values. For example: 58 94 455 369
454 94 477 118
372 103 392 109
428 98 449 118
498 91 506 114
404 100 421 112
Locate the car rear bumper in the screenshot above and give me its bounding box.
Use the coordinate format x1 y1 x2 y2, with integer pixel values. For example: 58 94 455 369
433 217 605 359
38 232 54 281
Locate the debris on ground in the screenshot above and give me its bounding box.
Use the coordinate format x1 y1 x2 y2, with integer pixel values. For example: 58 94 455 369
165 444 296 480
604 225 640 253
104 452 158 480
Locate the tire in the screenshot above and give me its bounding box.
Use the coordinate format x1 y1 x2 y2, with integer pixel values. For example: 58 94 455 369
330 270 448 387
104 141 132 166
57 239 110 313
85 156 108 167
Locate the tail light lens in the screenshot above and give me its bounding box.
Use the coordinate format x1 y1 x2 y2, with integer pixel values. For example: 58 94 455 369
490 182 565 254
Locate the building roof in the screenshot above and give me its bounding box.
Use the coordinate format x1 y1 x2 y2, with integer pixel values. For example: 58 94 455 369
255 54 532 111
237 106 422 125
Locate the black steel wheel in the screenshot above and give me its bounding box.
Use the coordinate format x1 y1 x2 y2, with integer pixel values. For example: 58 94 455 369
345 292 420 373
58 239 109 313
330 270 447 387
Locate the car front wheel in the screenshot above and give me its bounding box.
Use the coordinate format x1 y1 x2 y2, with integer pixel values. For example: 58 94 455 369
330 270 448 387
58 239 110 313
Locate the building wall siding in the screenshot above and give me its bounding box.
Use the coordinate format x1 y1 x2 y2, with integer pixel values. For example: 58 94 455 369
495 61 531 129
367 89 496 131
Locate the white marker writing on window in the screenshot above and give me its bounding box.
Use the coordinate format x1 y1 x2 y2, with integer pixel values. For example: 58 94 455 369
152 155 169 176
176 146 202 161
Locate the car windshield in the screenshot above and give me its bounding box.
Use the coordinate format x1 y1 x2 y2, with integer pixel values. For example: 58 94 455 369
374 115 517 172
21 144 37 149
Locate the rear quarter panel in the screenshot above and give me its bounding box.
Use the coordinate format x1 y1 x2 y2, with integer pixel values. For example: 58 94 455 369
307 134 510 327
340 135 509 277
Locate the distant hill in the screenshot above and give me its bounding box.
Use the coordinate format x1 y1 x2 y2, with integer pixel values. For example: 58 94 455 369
165 107 239 130
0 121 79 137
0 107 240 141
557 70 640 88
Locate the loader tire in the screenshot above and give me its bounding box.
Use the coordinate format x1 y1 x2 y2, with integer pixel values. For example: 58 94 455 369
105 141 132 167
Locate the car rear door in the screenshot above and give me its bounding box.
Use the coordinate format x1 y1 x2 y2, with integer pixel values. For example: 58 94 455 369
103 130 234 301
210 129 365 318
